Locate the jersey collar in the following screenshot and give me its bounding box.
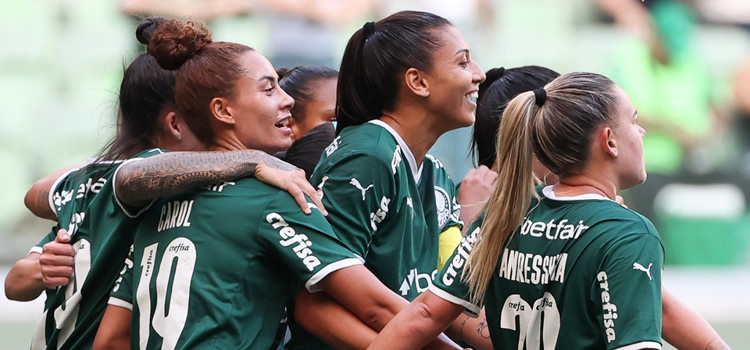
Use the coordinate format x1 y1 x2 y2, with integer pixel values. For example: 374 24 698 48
368 119 423 182
542 185 612 201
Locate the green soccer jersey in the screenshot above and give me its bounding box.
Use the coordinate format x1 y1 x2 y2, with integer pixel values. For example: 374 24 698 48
29 149 164 350
287 121 458 349
432 185 665 350
108 177 361 349
422 154 463 235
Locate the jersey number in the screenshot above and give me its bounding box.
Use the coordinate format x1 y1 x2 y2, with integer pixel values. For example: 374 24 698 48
499 292 560 350
46 239 92 347
136 237 196 350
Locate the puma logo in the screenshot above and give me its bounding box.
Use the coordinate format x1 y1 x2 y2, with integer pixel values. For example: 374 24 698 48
350 178 374 200
632 262 653 281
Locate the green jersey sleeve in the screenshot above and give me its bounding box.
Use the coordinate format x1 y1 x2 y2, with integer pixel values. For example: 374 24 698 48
109 245 135 310
315 153 396 259
259 192 363 293
431 220 483 317
592 232 664 350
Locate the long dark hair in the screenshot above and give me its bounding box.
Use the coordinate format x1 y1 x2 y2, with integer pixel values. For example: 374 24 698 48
95 17 177 163
472 65 560 168
278 65 338 123
335 11 451 134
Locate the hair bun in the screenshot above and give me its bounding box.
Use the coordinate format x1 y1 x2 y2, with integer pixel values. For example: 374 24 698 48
135 17 167 45
147 19 213 70
276 68 291 81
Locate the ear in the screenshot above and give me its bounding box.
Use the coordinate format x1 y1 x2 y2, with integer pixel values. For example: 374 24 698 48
210 97 236 126
404 67 430 98
600 126 618 158
164 111 182 141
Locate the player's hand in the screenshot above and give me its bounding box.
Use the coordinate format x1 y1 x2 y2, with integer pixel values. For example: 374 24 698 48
39 229 75 288
254 160 328 216
458 166 497 205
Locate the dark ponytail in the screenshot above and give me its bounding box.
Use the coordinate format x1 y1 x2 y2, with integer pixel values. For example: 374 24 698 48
336 11 451 134
472 65 560 167
93 17 177 164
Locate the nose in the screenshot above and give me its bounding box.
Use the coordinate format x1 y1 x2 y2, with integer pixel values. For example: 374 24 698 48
471 60 485 84
639 125 646 137
280 87 294 110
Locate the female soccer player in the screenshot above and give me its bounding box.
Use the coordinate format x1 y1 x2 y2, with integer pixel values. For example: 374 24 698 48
275 65 338 178
370 72 665 349
4 17 321 350
288 10 489 350
467 64 730 350
93 18 414 350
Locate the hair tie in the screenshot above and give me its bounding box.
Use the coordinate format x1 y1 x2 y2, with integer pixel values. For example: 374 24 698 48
363 21 376 40
533 88 546 107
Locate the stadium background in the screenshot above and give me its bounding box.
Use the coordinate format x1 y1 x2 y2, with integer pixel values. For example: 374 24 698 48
0 0 748 348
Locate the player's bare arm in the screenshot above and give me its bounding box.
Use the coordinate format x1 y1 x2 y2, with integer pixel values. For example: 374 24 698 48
662 287 731 350
115 150 325 214
5 229 74 301
93 305 131 350
24 165 79 220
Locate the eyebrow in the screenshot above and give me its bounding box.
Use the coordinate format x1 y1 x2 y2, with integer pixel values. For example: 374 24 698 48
454 49 469 57
257 75 275 84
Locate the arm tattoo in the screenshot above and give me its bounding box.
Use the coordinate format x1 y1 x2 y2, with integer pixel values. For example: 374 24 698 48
116 150 295 205
476 317 490 339
459 316 468 342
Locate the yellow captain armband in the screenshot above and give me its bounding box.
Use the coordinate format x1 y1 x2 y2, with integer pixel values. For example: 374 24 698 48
438 226 463 270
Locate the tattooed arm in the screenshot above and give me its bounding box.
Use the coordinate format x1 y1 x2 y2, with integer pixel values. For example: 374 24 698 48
115 150 326 214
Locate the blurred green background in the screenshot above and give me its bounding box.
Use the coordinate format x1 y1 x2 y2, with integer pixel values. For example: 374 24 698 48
1 0 748 348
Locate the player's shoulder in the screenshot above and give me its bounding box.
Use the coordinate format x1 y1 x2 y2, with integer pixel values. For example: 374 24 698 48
322 123 399 165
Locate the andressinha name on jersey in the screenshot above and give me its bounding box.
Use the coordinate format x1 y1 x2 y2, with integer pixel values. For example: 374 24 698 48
266 213 321 271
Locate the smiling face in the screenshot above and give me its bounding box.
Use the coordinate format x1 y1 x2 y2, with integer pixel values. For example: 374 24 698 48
610 86 647 190
227 51 295 154
422 26 485 133
289 77 337 141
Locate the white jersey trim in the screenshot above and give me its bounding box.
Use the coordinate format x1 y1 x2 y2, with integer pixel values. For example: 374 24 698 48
112 151 164 218
428 285 481 318
29 246 43 255
613 341 662 350
368 119 423 182
108 297 133 311
47 167 80 216
542 185 612 201
305 258 364 293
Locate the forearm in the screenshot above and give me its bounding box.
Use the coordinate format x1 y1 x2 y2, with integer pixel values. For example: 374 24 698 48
317 266 408 331
116 150 292 206
295 288 378 350
662 287 730 350
93 305 131 350
368 291 463 350
446 309 492 350
5 254 45 301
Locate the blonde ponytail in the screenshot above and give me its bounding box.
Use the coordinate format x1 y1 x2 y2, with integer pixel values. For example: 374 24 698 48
463 91 540 305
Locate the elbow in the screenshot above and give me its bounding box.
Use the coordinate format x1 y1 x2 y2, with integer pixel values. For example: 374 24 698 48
4 279 40 302
359 301 396 331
